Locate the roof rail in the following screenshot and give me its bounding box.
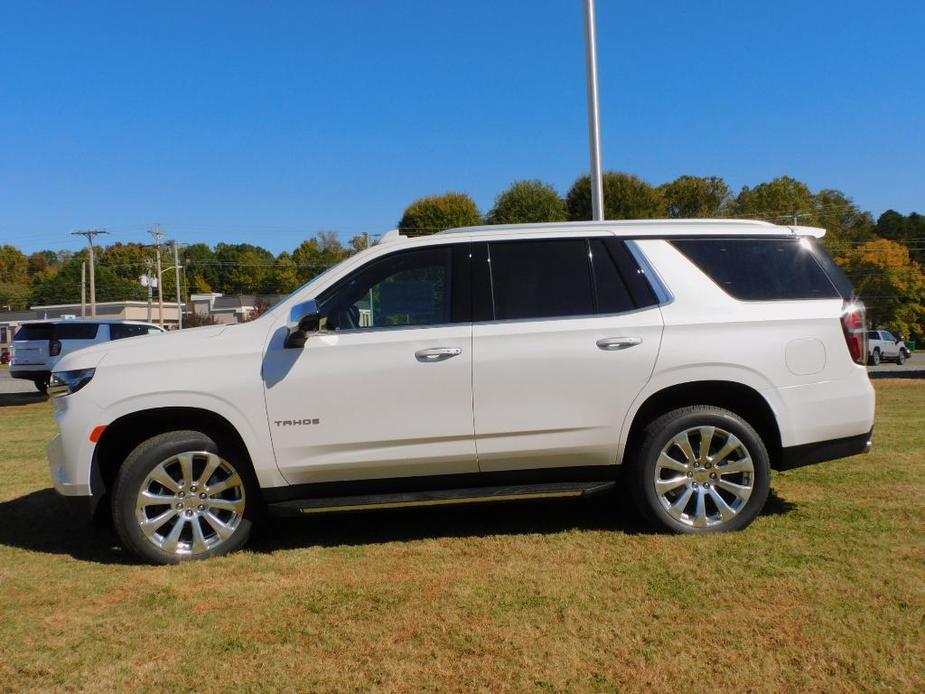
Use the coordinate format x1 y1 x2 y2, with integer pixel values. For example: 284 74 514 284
437 218 778 235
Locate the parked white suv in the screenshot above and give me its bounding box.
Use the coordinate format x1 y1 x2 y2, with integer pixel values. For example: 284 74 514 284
866 330 909 365
46 220 875 564
12 319 165 392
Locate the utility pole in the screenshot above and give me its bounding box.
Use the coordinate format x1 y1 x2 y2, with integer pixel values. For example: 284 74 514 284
72 230 108 317
172 240 183 329
80 262 86 317
584 0 605 222
148 225 166 327
145 257 155 323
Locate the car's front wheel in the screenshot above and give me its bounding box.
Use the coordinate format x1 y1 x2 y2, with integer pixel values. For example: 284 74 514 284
897 350 906 365
111 430 257 564
629 406 771 534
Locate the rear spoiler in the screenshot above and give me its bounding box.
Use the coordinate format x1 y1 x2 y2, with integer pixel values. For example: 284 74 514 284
788 225 826 238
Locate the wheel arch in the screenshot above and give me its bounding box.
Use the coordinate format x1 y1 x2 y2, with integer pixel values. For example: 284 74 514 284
92 407 259 520
621 380 783 471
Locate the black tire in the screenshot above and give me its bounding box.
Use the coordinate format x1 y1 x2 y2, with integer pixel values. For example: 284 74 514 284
628 406 771 534
111 430 259 565
870 349 881 366
33 379 48 394
896 351 905 365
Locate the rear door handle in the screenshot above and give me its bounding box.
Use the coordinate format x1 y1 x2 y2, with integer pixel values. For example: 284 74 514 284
415 347 462 362
596 337 642 351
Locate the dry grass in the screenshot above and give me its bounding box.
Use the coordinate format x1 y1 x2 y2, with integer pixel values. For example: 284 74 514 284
0 382 923 692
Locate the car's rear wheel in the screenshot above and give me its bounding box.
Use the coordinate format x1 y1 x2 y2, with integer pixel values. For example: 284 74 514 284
630 406 771 534
111 430 257 564
870 349 881 366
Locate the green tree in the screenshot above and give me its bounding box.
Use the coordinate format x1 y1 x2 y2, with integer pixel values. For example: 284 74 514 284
659 175 731 218
182 243 218 292
272 252 302 293
566 172 664 221
398 193 482 237
212 243 276 294
811 189 876 252
733 176 815 222
99 243 150 284
292 232 351 283
486 180 566 225
877 210 925 263
837 238 925 338
31 256 146 305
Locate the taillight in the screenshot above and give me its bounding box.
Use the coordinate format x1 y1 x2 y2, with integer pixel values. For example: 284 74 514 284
840 300 867 365
49 339 62 357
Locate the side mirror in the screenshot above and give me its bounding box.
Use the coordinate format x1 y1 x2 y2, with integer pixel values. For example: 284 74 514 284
285 300 322 349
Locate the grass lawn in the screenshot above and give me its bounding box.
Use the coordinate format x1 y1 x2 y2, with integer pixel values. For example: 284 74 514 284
1 382 923 692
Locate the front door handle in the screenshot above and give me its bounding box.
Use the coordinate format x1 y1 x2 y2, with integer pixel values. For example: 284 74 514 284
415 347 462 362
596 337 642 351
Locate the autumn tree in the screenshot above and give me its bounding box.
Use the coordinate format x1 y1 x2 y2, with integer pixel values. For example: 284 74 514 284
837 238 925 337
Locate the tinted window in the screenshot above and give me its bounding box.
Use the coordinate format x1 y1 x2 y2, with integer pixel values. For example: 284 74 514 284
867 331 879 339
14 323 53 341
671 238 840 301
110 324 152 340
489 239 594 320
881 331 895 341
319 246 454 330
53 323 99 340
590 239 635 314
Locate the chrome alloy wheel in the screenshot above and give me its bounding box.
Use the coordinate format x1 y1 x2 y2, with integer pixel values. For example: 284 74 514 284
654 426 755 528
134 451 246 556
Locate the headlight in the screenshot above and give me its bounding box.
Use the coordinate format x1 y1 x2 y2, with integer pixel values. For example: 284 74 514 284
47 368 96 398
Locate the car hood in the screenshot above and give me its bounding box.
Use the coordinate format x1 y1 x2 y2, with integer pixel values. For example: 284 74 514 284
53 324 231 372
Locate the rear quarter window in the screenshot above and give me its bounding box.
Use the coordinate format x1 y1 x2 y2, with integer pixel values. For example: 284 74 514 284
670 238 841 301
110 324 153 340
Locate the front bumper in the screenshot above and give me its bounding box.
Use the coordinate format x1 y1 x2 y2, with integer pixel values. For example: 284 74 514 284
777 428 873 471
47 433 102 518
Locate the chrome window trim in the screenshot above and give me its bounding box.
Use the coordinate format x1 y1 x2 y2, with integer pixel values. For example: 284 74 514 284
625 239 673 306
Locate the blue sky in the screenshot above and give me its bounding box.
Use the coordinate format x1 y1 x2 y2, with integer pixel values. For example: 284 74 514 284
1 1 922 255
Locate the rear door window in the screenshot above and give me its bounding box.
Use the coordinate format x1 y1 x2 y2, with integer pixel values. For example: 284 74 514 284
488 239 595 320
670 238 841 301
53 323 100 340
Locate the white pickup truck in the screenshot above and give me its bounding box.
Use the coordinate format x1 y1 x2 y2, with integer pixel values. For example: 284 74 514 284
866 330 910 365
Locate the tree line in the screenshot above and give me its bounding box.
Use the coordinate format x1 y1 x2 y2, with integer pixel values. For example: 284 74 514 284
1 172 923 336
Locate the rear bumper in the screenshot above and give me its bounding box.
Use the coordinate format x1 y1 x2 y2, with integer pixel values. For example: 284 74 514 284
10 369 50 381
777 428 873 471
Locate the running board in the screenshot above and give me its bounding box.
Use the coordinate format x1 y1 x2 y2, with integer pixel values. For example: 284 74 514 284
267 480 616 517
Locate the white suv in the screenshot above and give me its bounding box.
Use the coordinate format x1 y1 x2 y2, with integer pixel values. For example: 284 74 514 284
866 330 909 365
12 319 165 392
46 220 875 564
